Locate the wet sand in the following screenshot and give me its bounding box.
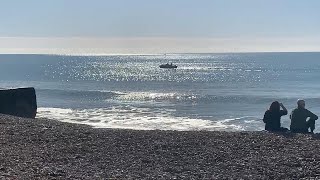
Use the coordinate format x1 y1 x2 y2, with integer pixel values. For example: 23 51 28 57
1 114 320 179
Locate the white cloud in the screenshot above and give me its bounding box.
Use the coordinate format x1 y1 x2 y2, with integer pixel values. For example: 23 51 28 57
0 36 319 55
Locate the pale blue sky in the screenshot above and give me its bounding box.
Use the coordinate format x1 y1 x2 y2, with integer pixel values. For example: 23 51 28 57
0 0 319 54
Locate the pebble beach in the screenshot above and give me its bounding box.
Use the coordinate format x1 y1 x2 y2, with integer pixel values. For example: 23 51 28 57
1 114 320 179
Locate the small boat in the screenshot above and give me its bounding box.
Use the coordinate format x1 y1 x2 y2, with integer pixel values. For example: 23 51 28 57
159 63 177 69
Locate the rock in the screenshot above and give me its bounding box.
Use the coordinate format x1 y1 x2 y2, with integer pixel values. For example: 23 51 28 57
0 87 37 118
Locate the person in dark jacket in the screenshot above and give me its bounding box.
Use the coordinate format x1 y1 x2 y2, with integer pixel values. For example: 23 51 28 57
263 101 288 132
290 99 318 133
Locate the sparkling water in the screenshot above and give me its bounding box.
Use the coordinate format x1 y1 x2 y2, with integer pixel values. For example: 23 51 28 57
1 53 319 131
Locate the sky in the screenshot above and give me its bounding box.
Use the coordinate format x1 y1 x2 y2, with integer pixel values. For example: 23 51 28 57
0 0 319 54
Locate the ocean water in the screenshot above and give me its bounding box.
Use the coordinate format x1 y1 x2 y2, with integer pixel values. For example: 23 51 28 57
0 53 320 131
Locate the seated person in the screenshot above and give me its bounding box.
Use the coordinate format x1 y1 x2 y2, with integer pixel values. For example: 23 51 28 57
290 99 318 133
263 101 288 132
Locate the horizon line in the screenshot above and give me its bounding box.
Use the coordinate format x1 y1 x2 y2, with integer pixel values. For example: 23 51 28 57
1 51 320 56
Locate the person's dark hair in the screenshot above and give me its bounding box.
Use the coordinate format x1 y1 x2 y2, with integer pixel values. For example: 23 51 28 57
269 101 280 112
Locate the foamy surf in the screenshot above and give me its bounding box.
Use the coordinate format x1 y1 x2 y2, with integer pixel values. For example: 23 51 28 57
36 106 263 131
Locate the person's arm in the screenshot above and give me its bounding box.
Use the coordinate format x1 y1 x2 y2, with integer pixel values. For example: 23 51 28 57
306 109 318 120
263 111 270 123
279 103 288 115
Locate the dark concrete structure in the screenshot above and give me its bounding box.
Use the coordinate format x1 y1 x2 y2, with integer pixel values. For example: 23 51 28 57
0 87 37 118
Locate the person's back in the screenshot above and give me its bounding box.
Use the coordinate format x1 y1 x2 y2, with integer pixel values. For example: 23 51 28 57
290 99 318 133
290 108 309 131
263 101 288 132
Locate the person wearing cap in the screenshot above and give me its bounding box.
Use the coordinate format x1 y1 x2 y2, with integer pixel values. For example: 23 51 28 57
290 99 318 133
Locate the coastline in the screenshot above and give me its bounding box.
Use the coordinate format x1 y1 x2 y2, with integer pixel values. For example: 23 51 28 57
1 114 320 179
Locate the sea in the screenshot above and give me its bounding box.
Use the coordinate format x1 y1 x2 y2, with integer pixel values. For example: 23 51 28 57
0 53 320 132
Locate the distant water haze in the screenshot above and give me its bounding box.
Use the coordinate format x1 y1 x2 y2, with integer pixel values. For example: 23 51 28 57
1 37 320 55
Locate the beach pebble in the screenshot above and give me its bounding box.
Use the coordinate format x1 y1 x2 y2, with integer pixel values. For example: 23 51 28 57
1 114 320 179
